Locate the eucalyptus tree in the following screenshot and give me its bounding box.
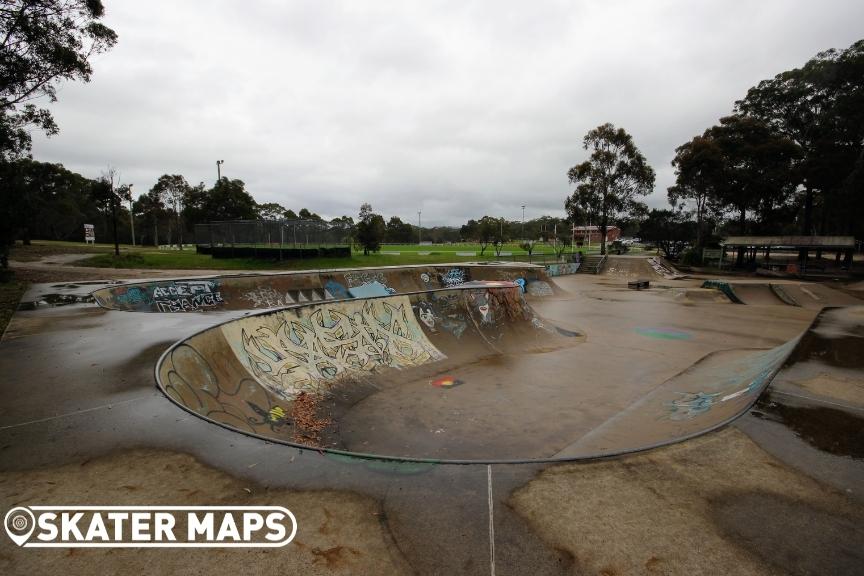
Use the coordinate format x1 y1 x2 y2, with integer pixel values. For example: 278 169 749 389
566 123 655 255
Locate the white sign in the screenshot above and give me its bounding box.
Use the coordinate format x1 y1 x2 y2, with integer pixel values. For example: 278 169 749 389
4 505 297 548
84 224 95 244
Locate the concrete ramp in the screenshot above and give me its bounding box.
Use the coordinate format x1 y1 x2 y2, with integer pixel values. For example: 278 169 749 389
154 280 852 462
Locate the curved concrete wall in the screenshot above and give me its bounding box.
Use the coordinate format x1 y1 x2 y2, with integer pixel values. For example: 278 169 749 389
154 281 828 463
93 263 559 312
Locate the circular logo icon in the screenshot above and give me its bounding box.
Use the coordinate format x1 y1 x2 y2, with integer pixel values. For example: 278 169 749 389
4 507 35 546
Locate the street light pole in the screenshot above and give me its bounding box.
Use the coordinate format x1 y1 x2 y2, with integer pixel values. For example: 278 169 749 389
417 211 422 244
216 159 224 181
128 184 135 246
521 204 525 239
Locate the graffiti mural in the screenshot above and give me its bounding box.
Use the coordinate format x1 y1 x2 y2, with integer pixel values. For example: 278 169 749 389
439 268 467 287
342 271 396 294
546 263 580 276
153 280 224 312
223 296 445 398
414 292 469 339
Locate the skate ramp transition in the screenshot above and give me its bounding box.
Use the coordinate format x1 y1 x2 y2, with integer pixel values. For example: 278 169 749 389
701 280 862 308
154 282 851 463
92 263 562 312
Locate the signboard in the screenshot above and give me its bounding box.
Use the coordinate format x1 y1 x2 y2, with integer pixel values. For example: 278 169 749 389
84 224 95 244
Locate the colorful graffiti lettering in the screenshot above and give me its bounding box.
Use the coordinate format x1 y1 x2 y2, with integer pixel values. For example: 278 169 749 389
514 278 526 293
231 297 445 398
153 280 224 312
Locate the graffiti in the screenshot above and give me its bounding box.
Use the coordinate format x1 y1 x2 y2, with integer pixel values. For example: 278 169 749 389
246 401 290 432
325 280 349 300
514 278 526 293
113 286 150 307
153 280 224 312
414 293 469 339
231 297 445 398
431 376 463 388
343 271 396 294
665 340 796 420
242 287 292 308
546 263 580 276
667 391 721 420
420 273 431 283
526 281 553 297
440 268 467 287
416 301 436 330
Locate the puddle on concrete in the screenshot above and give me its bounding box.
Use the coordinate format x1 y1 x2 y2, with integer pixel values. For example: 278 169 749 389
753 393 864 459
18 293 96 310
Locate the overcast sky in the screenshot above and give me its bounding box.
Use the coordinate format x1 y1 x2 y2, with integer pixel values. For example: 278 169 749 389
30 0 864 226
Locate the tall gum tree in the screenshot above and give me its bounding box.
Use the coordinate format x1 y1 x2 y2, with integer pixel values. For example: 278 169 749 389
566 123 655 255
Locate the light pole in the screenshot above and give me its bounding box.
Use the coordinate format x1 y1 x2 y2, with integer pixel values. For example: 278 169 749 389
216 159 224 181
417 210 422 244
128 184 135 246
521 204 525 239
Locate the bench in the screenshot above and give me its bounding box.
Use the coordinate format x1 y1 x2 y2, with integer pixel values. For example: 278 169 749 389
628 279 650 290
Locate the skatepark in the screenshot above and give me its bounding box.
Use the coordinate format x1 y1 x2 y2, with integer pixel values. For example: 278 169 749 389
1 255 863 574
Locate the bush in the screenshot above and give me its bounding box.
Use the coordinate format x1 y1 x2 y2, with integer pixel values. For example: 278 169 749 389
679 248 702 266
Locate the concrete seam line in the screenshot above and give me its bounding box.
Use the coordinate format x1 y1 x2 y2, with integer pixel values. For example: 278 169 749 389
488 464 496 576
0 395 152 431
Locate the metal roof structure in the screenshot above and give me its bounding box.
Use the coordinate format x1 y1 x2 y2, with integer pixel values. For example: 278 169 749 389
721 236 855 249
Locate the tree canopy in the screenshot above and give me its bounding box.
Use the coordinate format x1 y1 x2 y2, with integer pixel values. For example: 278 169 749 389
0 0 117 160
355 203 385 255
566 123 655 254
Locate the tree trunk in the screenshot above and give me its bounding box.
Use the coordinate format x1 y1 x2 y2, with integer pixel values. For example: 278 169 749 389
736 207 746 266
600 210 608 256
154 221 159 247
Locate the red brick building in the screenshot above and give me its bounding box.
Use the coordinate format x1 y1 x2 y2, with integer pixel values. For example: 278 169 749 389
572 225 621 244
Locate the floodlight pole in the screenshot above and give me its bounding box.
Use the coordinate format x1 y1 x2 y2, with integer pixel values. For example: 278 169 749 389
128 184 135 246
521 204 525 240
216 159 224 181
418 211 422 244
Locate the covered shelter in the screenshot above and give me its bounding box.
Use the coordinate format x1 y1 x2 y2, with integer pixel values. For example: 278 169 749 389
721 235 856 273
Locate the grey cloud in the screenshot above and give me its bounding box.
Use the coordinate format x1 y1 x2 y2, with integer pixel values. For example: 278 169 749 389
31 0 864 226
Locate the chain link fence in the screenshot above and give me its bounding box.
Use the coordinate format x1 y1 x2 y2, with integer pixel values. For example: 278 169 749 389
194 219 353 260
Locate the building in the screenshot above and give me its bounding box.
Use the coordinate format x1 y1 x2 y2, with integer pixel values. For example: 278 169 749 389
572 225 621 245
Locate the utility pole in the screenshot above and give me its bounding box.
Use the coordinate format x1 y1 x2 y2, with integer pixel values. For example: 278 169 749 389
216 159 224 181
128 184 135 246
417 210 422 244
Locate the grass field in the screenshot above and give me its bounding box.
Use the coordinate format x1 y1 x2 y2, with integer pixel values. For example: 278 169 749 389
9 240 633 272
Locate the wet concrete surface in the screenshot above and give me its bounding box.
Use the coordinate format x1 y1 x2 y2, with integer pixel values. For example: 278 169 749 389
1 261 863 575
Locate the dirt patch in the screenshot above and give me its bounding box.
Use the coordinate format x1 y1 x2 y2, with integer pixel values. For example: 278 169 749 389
0 449 412 575
509 427 864 576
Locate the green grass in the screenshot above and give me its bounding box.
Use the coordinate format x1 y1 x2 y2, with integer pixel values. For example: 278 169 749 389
13 239 637 273
76 249 569 271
